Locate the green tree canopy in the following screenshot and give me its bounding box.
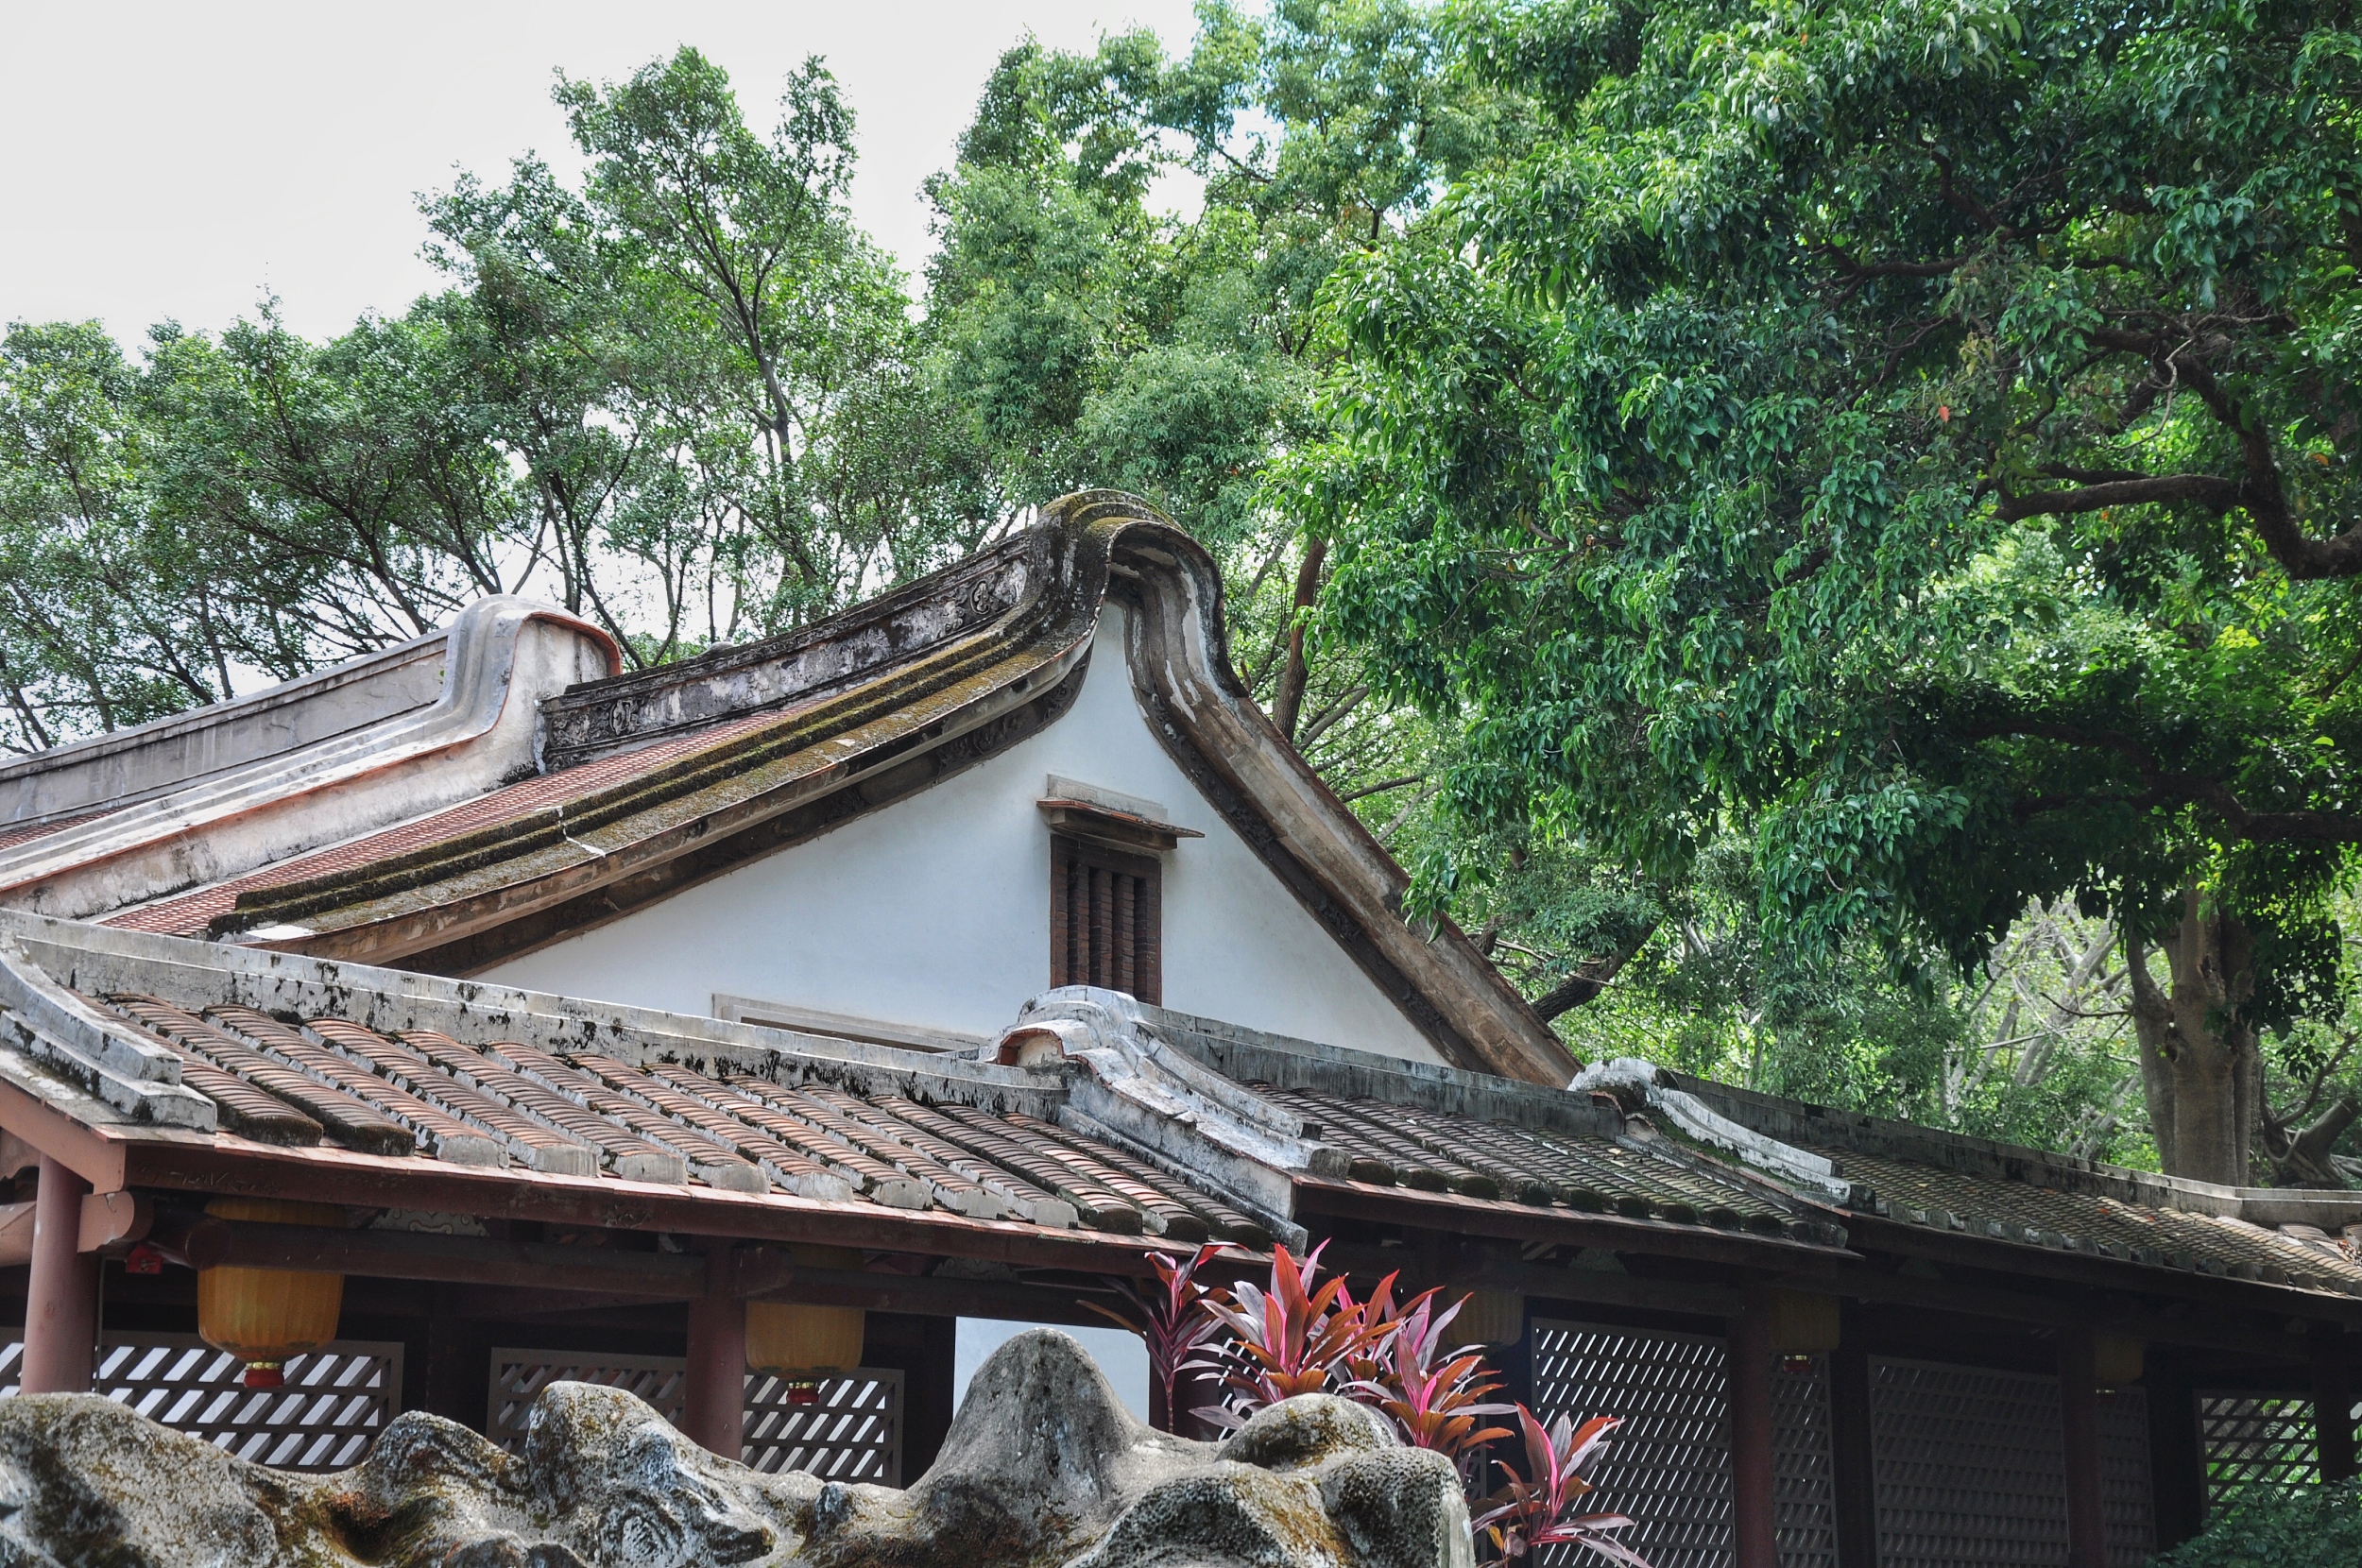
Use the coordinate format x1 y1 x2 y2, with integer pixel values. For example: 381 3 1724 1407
1303 0 2362 1179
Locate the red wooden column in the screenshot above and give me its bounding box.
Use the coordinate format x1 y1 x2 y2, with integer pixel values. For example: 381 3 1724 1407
2311 1323 2356 1484
1730 1301 1775 1568
2058 1325 2106 1568
21 1156 98 1394
681 1243 745 1458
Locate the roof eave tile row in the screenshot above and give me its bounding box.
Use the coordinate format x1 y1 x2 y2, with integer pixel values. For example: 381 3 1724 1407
72 993 1263 1247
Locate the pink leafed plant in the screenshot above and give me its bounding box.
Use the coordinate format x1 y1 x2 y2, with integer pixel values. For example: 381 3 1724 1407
1189 1241 1395 1429
1349 1291 1515 1474
1474 1406 1651 1567
1087 1241 1225 1433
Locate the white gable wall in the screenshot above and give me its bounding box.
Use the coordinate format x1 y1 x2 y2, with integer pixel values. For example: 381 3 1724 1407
478 607 1443 1064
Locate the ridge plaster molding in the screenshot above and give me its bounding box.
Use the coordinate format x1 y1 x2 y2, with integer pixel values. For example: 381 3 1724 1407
1570 1057 1860 1205
0 932 213 1130
0 599 620 923
1610 1055 2362 1232
997 986 1337 1245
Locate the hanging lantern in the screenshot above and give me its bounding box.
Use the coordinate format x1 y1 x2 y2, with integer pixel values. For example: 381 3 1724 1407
747 1245 865 1397
1451 1289 1527 1346
2094 1334 2145 1388
1765 1289 1842 1355
197 1198 346 1389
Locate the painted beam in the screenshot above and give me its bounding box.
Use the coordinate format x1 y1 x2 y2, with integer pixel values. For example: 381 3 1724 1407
120 1137 1191 1276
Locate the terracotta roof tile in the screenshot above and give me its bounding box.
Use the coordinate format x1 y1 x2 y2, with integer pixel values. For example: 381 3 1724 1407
99 996 419 1160
0 809 111 855
1830 1147 2362 1292
101 698 822 937
1261 1084 1804 1236
72 993 321 1148
394 1031 705 1185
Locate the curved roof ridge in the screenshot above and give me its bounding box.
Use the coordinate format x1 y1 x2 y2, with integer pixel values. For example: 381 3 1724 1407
107 492 1574 1086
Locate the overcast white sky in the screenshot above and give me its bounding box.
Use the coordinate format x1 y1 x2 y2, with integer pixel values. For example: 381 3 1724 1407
1 1 1203 344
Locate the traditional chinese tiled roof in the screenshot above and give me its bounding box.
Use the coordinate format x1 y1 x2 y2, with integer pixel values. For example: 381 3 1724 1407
102 697 830 939
77 492 1571 1087
1255 1082 1827 1241
0 912 1852 1275
1631 1065 2362 1299
1816 1144 2362 1291
0 810 111 856
0 600 620 928
72 986 1269 1245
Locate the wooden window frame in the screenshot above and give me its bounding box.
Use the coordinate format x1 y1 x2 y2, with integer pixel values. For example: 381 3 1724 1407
1049 833 1163 1004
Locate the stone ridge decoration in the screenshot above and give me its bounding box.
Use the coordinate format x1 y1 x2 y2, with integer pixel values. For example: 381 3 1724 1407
0 1330 1472 1568
538 545 1038 769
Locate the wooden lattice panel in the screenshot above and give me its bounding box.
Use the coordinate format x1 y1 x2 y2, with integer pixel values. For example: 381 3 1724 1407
2199 1392 2316 1504
1771 1355 1839 1568
0 1332 400 1472
745 1369 901 1482
1532 1321 1735 1568
1869 1357 2067 1568
489 1349 900 1480
2097 1389 2154 1568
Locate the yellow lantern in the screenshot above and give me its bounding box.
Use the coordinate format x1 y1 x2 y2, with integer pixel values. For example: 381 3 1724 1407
197 1198 346 1389
1451 1289 1527 1346
747 1245 866 1393
2095 1334 2145 1388
1765 1289 1842 1355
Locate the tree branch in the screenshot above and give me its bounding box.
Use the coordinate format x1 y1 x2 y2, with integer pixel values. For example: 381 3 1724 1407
1984 722 2362 843
1993 472 2241 522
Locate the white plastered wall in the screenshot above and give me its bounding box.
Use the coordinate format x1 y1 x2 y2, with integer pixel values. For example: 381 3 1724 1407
480 606 1442 1063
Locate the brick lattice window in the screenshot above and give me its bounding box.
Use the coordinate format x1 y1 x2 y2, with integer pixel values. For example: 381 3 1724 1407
1050 835 1162 1003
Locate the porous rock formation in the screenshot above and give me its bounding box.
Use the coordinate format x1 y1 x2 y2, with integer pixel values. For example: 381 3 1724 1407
0 1329 1472 1568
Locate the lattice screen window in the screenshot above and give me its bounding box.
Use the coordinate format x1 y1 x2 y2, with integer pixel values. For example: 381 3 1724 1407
2199 1392 2316 1505
2097 1389 2155 1568
1531 1322 1838 1568
1771 1355 1839 1568
0 1332 400 1472
1869 1357 2069 1568
1050 835 1161 1003
1532 1321 1735 1568
745 1369 900 1480
489 1349 902 1482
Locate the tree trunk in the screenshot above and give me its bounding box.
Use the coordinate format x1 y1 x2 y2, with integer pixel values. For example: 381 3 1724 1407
1270 537 1327 743
2125 888 2258 1185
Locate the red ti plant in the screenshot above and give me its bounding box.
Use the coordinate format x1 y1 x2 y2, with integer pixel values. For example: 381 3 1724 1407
1474 1407 1650 1567
1350 1292 1515 1476
1087 1242 1224 1433
1189 1241 1394 1429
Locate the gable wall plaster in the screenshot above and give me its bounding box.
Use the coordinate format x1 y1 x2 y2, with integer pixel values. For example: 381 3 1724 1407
478 607 1443 1063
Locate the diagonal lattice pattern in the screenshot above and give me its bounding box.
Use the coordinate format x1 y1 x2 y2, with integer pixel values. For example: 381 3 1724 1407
2097 1389 2154 1568
1771 1355 1838 1568
488 1349 901 1481
1529 1323 1838 1568
2199 1393 2316 1505
0 1332 401 1472
1532 1321 1735 1568
745 1370 901 1482
1870 1357 2068 1568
